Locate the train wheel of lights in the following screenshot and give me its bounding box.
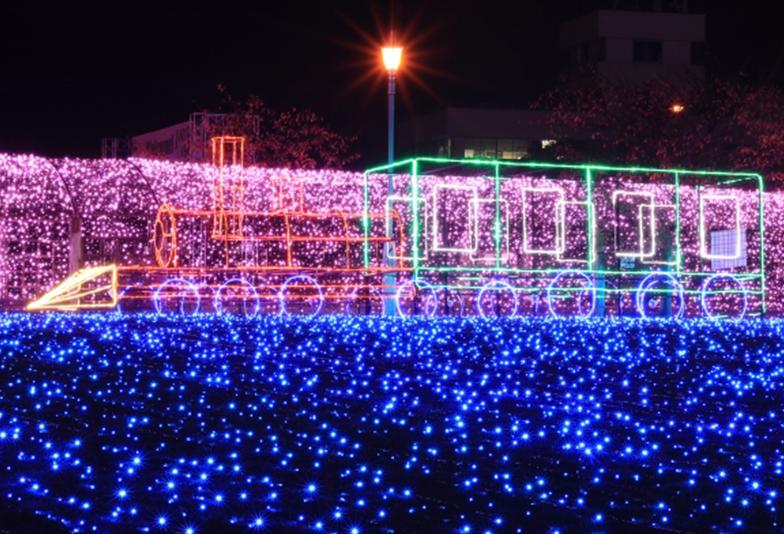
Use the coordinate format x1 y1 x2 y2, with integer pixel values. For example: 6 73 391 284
395 280 438 318
532 293 546 316
117 283 145 314
547 270 596 319
279 275 324 318
440 289 465 317
214 278 260 318
477 280 518 319
346 286 384 315
701 274 748 321
153 278 200 315
636 273 684 319
153 204 177 268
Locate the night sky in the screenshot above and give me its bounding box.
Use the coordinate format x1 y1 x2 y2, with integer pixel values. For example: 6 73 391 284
1 1 782 168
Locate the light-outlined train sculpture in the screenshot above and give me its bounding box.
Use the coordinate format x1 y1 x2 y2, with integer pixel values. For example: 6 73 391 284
26 136 765 319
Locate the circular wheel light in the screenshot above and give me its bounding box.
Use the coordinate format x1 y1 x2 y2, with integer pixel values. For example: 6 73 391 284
547 270 596 319
279 275 324 318
700 273 748 321
153 278 200 315
477 280 518 319
395 280 438 318
214 278 260 319
635 272 684 319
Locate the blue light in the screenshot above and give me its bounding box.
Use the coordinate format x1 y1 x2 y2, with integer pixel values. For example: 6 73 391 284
153 278 201 315
214 277 260 318
0 313 783 531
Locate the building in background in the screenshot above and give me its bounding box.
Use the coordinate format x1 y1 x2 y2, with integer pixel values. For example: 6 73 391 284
102 113 258 162
400 6 706 162
398 107 555 161
560 8 706 81
100 137 132 159
103 7 707 165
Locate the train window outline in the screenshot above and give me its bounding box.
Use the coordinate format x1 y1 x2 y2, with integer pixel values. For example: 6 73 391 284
521 186 565 256
639 203 678 266
699 194 741 260
385 195 429 261
431 184 479 254
556 200 597 265
470 197 510 264
611 190 656 259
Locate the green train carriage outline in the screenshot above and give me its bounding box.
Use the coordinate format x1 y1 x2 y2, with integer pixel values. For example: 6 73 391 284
363 157 765 319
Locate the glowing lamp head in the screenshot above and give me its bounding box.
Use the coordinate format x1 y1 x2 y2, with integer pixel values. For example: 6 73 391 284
669 102 685 114
382 47 403 73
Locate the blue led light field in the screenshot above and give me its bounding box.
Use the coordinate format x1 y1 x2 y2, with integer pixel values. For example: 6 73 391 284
1 314 783 532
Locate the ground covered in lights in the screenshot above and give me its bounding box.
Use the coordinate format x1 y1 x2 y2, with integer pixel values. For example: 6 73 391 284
1 315 783 532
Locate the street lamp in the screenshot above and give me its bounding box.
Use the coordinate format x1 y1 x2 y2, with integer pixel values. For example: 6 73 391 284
382 45 402 316
669 102 685 114
381 46 402 164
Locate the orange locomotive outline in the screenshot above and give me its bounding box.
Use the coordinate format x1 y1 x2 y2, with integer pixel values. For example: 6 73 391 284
152 206 406 269
28 135 414 312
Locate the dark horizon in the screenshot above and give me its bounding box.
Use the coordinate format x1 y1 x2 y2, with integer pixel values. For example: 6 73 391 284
1 1 783 168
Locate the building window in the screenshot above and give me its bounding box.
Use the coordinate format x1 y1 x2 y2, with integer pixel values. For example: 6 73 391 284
464 138 497 159
497 139 528 160
633 40 663 63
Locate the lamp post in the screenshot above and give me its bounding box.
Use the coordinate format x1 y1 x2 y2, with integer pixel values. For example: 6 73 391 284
382 46 402 163
382 45 402 316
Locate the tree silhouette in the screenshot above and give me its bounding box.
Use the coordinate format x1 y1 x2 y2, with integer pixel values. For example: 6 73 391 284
200 84 359 169
536 76 784 183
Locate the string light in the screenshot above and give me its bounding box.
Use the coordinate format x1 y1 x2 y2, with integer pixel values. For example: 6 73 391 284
0 153 774 317
0 314 782 531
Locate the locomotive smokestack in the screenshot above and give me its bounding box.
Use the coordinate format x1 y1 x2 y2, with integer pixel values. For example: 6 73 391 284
210 136 246 239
